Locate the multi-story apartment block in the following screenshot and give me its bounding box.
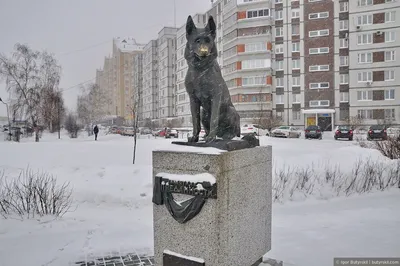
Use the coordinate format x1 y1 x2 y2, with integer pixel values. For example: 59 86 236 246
157 27 178 125
132 53 143 124
223 0 274 124
347 0 400 126
95 38 145 122
141 40 159 124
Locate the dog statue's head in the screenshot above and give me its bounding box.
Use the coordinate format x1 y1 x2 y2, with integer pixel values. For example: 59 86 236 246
185 15 217 62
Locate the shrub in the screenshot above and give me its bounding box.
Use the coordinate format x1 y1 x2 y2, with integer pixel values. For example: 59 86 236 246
0 167 72 219
374 136 400 160
64 113 80 138
272 158 400 203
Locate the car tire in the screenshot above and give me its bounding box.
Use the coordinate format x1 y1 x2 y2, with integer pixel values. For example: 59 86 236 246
349 137 353 141
334 137 338 140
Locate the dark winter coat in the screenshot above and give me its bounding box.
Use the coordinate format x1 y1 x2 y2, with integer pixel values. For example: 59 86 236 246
93 126 99 134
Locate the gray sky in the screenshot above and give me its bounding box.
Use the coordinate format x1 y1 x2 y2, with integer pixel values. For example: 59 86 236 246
0 0 211 116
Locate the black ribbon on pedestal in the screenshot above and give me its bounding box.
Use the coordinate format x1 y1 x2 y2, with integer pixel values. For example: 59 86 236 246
152 176 217 224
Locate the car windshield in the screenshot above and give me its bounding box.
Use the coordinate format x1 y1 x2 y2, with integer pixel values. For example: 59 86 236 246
338 126 350 130
306 126 319 130
279 126 289 129
370 125 385 130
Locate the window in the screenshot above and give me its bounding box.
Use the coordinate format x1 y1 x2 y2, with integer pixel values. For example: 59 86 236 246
385 51 395 61
310 100 330 107
340 38 348 48
358 109 373 119
292 25 300 35
275 10 283 20
292 59 300 69
357 90 372 101
292 76 300 86
340 92 349 102
385 70 395 81
292 94 301 103
340 56 349 66
357 33 372 45
358 0 372 6
242 59 269 69
309 47 329 54
339 20 349 30
309 65 329 72
385 89 395 100
247 9 270 19
385 31 396 42
292 110 301 120
357 71 372 82
275 44 283 54
276 78 284 87
275 0 282 3
292 9 300 18
292 42 300 52
309 29 329 37
242 76 265 86
385 11 396 23
309 12 329 19
358 52 372 63
245 42 267 52
340 2 349 12
309 82 329 89
276 60 284 70
384 109 395 120
357 15 372 25
275 94 284 104
340 74 349 84
276 27 283 37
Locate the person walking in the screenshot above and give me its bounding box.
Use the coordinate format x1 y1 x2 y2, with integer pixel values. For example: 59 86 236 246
93 125 99 141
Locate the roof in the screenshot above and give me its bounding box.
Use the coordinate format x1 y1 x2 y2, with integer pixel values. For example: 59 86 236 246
113 37 146 52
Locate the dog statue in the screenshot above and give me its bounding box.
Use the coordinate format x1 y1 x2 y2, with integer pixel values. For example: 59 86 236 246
184 15 241 143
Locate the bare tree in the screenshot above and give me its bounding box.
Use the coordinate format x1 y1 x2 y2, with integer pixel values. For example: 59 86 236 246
64 112 80 138
0 44 62 142
346 116 364 131
252 92 281 131
131 90 142 164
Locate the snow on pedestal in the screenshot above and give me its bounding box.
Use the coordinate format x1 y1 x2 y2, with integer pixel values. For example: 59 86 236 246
152 145 272 266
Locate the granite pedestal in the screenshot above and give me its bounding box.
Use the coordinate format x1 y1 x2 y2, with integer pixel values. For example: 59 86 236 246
152 145 272 266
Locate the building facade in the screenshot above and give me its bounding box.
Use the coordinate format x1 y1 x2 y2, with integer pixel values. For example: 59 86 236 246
347 0 400 126
132 53 143 124
157 27 178 125
141 40 159 124
223 0 274 124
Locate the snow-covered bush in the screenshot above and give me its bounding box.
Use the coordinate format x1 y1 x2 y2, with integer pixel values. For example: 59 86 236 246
273 158 400 202
374 136 400 159
0 167 72 219
64 113 80 138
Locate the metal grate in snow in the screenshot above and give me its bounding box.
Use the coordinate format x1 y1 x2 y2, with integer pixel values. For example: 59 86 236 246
73 251 154 266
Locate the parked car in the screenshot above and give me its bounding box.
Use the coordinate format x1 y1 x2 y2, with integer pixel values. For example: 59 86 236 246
165 128 178 138
334 125 353 141
241 124 270 136
367 125 388 141
271 126 301 138
123 127 135 136
141 127 152 135
199 129 206 139
305 125 322 140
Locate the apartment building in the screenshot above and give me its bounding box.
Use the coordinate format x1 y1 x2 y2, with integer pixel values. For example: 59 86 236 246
347 0 400 126
141 40 159 124
222 0 274 124
132 53 143 124
157 27 178 125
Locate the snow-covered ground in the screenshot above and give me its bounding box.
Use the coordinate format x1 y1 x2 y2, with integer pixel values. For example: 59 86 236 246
0 131 399 266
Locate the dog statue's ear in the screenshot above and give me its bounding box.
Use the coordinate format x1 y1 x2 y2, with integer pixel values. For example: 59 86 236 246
186 16 196 37
206 16 216 38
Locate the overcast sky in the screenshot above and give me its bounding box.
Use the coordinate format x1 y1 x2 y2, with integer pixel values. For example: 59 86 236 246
0 0 212 116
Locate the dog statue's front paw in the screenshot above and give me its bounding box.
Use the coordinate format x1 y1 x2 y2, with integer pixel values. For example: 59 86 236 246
188 135 199 142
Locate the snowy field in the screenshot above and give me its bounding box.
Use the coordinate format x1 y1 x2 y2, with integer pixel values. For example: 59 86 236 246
0 131 399 266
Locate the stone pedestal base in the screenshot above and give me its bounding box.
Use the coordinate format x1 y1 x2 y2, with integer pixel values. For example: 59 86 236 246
152 146 272 266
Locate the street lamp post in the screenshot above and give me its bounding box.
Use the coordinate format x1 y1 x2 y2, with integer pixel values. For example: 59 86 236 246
0 97 12 141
